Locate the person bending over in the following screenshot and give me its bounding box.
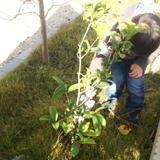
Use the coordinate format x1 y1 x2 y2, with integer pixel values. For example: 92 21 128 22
89 1 160 125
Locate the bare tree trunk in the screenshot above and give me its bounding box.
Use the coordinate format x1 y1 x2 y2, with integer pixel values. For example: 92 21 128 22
38 0 49 65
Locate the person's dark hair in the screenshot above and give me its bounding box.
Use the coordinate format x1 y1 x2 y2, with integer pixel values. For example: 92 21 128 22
130 13 160 56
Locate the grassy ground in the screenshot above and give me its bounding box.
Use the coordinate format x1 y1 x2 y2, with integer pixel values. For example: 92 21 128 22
1 0 160 159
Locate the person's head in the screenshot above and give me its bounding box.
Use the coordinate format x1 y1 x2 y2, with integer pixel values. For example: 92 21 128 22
129 13 160 56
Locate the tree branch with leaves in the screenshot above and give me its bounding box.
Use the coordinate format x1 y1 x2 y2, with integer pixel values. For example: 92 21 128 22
39 0 146 157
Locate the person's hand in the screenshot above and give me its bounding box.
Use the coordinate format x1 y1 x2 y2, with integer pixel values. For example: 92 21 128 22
128 63 143 78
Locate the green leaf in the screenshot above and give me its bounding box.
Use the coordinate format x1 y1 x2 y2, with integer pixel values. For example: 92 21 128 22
71 143 79 157
95 105 110 113
52 122 59 130
77 72 85 77
52 88 65 100
122 17 146 40
104 8 110 15
65 84 68 91
63 104 69 108
119 53 126 58
96 114 106 127
106 31 120 37
104 71 110 78
39 115 52 121
66 116 74 121
68 83 84 92
74 135 79 141
69 98 74 106
59 121 69 135
69 98 76 108
64 107 70 118
86 68 91 77
85 2 92 8
110 39 119 52
81 77 90 88
96 69 101 78
58 112 64 117
123 21 133 38
92 25 99 35
82 130 98 137
96 81 109 88
132 26 146 37
49 106 58 122
118 41 126 46
104 56 110 64
78 46 84 53
123 41 133 51
112 59 121 63
101 3 106 10
76 133 84 141
52 76 65 89
99 22 107 35
77 137 96 144
93 9 104 20
83 111 95 119
126 33 132 40
78 121 90 132
94 8 103 17
91 7 96 19
121 28 128 37
77 105 85 115
89 47 101 53
92 116 102 135
84 40 91 50
114 14 122 31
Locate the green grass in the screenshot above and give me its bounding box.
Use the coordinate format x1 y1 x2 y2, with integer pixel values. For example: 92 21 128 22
0 15 96 159
1 1 160 159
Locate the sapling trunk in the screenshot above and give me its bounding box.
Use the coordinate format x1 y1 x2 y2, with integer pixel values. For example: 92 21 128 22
76 23 92 106
74 21 102 124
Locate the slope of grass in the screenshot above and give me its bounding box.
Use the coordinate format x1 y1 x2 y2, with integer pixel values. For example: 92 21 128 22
0 16 96 159
1 1 160 159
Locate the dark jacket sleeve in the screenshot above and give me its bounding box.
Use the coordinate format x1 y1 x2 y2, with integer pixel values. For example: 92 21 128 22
134 46 160 71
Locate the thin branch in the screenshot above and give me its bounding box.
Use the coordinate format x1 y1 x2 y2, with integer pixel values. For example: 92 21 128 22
81 37 100 59
79 89 88 95
77 97 90 108
91 82 99 88
0 12 40 21
0 0 40 21
0 0 73 21
65 92 70 105
80 24 92 49
76 23 92 105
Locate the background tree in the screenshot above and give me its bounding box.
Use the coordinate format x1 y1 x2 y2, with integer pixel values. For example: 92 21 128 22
38 0 49 64
0 0 72 65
